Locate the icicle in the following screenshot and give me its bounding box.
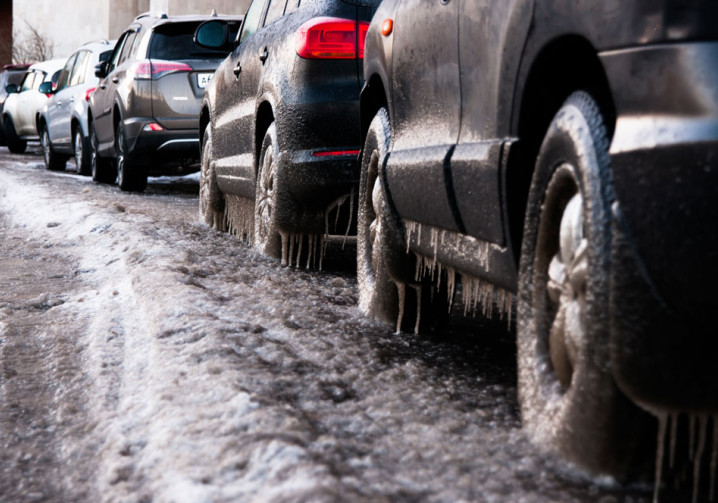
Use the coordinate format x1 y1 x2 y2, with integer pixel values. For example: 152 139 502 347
343 188 354 249
710 416 718 502
653 412 668 503
296 235 303 268
693 415 709 503
395 282 406 334
280 232 289 267
446 267 456 313
670 411 678 469
691 415 698 461
318 236 325 271
288 234 295 267
306 235 314 269
224 194 254 243
413 286 422 334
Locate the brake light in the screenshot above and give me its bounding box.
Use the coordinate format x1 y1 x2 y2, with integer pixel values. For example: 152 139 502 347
135 59 192 80
85 87 96 102
295 17 370 60
312 149 361 157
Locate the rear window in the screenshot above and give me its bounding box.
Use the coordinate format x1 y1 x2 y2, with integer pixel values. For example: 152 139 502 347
150 21 240 61
341 0 381 5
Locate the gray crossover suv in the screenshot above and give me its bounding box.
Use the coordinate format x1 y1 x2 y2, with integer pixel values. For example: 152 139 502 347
89 12 241 191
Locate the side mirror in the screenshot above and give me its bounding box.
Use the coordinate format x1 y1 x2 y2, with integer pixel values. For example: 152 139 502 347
194 20 229 50
38 81 54 95
95 61 109 79
5 83 17 94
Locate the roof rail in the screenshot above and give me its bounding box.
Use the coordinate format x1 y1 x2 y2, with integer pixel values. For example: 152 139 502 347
134 11 168 21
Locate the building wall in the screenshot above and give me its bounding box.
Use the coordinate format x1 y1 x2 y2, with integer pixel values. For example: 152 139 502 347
13 0 250 62
0 0 12 66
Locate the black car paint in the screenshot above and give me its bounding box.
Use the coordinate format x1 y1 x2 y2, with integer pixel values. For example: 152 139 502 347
202 0 380 233
361 0 718 413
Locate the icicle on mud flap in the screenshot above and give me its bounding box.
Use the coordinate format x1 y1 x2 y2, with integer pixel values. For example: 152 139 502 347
391 220 514 334
224 194 254 243
324 189 355 248
651 411 718 503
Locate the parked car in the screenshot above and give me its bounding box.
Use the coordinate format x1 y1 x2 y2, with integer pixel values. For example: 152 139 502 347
37 40 114 173
359 0 718 483
2 59 65 153
197 0 380 266
0 63 32 146
89 12 242 192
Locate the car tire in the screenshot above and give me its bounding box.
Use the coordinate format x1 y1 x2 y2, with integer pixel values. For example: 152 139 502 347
199 128 224 228
41 125 67 171
90 123 116 184
74 127 92 176
4 116 27 154
254 122 282 259
116 122 147 192
357 108 401 327
517 91 649 478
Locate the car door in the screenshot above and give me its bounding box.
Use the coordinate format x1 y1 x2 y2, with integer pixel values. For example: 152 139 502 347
214 0 271 198
16 70 42 135
47 53 79 147
93 30 138 150
451 0 534 246
384 0 462 232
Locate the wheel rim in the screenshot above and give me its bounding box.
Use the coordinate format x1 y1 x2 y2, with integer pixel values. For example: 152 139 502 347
256 143 275 242
367 152 381 282
91 128 99 177
540 167 588 389
116 127 125 184
74 131 83 169
42 129 51 165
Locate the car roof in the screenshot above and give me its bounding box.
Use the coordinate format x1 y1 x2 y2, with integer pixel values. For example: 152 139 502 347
28 58 66 74
75 40 117 53
135 12 243 28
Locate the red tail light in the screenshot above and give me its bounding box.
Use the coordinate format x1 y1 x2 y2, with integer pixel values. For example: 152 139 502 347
135 59 192 80
295 17 370 60
312 149 361 157
85 87 96 102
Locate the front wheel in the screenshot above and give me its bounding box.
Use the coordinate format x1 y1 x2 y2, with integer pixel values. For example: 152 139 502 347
116 122 146 192
41 126 67 171
199 128 225 229
517 91 650 479
253 123 282 259
357 108 400 327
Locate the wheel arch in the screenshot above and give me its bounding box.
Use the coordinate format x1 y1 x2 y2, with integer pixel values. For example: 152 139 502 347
254 100 274 174
360 74 389 147
506 35 616 264
199 103 210 147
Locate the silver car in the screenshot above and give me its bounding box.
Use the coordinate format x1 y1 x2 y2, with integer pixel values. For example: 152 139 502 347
38 40 114 173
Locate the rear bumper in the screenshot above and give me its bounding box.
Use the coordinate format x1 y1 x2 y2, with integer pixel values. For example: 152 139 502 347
601 41 718 412
123 116 200 168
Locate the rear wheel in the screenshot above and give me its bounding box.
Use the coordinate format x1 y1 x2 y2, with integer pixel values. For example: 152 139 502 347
90 123 116 184
41 125 67 171
518 91 649 478
74 127 91 176
254 123 282 259
4 116 26 154
116 122 146 192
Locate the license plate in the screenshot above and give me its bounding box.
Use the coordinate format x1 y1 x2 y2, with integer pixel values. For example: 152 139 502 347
197 73 213 88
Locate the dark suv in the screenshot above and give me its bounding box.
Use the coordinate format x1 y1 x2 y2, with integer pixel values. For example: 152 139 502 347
360 0 718 484
89 12 242 191
197 0 380 266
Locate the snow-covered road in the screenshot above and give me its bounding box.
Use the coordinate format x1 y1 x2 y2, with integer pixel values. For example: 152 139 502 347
0 149 652 502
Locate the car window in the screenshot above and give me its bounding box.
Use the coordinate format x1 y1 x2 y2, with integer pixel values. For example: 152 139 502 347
34 71 48 89
239 0 266 44
19 71 36 92
55 54 77 92
119 32 138 64
150 22 230 61
109 32 129 72
264 0 287 26
70 51 90 86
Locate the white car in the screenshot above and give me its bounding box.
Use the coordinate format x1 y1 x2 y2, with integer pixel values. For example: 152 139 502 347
2 58 65 153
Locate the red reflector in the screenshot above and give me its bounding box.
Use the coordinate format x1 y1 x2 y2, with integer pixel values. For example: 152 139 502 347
85 87 96 102
312 149 361 157
295 17 370 60
144 123 164 131
135 59 192 80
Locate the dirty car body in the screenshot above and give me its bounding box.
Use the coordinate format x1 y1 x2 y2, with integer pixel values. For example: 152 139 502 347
360 0 718 479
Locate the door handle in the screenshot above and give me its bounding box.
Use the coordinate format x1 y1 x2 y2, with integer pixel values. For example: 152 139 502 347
100 83 106 90
70 97 75 103
233 62 242 79
259 47 269 63
112 77 119 84
56 100 63 106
